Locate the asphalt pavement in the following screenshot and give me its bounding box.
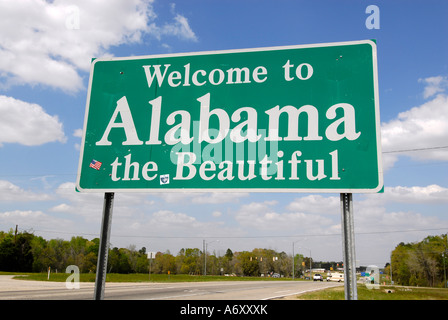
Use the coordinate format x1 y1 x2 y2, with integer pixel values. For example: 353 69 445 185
0 275 342 300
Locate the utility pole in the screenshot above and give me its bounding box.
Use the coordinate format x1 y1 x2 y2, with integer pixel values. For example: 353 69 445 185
203 240 219 276
292 242 296 280
203 240 206 276
390 252 393 285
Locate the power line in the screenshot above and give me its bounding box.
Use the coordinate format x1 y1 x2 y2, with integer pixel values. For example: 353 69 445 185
382 145 448 154
20 226 448 240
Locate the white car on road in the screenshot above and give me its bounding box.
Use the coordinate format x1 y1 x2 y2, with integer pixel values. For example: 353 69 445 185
313 274 323 281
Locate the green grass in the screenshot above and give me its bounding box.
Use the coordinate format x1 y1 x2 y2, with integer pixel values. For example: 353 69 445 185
2 272 296 283
296 284 448 300
3 272 448 299
4 272 448 300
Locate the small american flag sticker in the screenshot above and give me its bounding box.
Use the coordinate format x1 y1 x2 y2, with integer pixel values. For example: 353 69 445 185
89 159 102 170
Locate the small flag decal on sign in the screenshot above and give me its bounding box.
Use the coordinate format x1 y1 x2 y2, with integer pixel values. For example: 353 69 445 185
89 159 102 170
160 174 169 185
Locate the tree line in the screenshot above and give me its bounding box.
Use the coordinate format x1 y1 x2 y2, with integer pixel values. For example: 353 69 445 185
3 229 447 286
0 229 323 277
389 234 448 287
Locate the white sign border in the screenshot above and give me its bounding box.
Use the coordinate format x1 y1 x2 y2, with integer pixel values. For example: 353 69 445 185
76 39 383 194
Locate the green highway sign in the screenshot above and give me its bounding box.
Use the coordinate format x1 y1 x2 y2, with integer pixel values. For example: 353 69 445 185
76 40 383 193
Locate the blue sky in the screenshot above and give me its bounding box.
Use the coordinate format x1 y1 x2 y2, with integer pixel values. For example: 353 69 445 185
0 0 447 267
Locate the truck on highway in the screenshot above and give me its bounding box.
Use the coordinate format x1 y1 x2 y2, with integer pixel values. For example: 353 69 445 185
326 272 344 282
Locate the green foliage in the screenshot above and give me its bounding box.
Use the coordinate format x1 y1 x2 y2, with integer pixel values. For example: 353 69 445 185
391 234 448 287
0 231 296 278
296 285 448 300
238 251 260 276
0 230 34 272
4 229 445 287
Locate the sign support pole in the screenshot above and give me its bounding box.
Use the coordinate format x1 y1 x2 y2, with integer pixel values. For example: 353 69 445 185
340 193 358 300
94 192 115 300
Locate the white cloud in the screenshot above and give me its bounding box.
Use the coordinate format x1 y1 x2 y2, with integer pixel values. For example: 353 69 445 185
50 182 103 220
0 180 52 201
0 95 66 146
352 201 445 265
383 185 448 204
73 129 83 137
286 195 340 215
355 186 448 239
191 192 249 204
158 14 198 42
155 191 249 204
419 76 448 99
235 200 333 231
381 77 448 163
2 179 445 266
0 209 73 231
151 210 196 226
362 184 448 205
212 211 222 217
0 0 197 92
51 181 154 220
355 197 443 235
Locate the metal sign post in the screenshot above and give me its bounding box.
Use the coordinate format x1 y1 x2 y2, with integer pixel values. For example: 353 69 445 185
340 193 358 300
94 192 114 300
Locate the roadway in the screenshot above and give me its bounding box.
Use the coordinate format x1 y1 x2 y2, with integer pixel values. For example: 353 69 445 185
0 275 342 300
